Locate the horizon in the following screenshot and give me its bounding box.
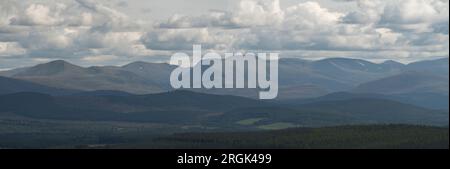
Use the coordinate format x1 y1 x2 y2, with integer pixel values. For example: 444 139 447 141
0 56 449 71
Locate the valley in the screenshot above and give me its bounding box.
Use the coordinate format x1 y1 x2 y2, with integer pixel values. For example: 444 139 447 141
0 57 448 149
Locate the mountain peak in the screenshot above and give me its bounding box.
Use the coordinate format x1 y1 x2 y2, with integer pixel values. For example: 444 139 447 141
382 60 403 65
39 60 79 68
15 60 83 76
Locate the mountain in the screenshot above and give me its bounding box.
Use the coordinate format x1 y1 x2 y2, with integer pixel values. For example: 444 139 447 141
0 90 447 127
216 98 448 127
278 58 403 91
0 76 78 95
381 60 405 70
405 57 449 75
281 92 449 110
121 61 176 90
0 57 447 99
187 57 407 99
392 92 449 110
0 90 266 124
70 90 134 97
1 60 167 94
353 71 449 95
13 60 85 76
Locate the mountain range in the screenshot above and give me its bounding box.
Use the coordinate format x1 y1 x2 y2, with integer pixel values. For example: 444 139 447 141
0 91 447 127
0 76 78 95
1 57 448 100
0 57 448 129
0 60 170 94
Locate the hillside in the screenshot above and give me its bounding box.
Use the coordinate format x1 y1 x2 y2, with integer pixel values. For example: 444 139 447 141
2 57 446 99
2 60 166 94
0 58 448 101
353 71 449 94
281 92 449 110
0 90 446 127
0 76 78 95
215 98 448 127
0 91 266 124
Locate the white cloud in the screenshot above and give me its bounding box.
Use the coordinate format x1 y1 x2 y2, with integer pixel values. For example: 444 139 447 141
10 4 63 26
342 0 384 24
0 42 26 57
231 0 284 27
0 0 448 68
158 11 237 28
141 28 236 50
284 1 343 29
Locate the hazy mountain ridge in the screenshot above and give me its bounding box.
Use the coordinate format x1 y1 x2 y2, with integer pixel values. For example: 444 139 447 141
0 76 79 95
0 90 266 124
353 71 449 95
280 91 449 110
1 60 168 94
0 90 447 127
0 57 448 100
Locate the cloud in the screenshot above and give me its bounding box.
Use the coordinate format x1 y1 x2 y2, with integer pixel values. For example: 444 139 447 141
116 1 129 8
54 0 450 62
284 2 343 29
343 0 449 34
1 0 152 60
141 28 235 50
157 0 285 28
0 0 448 69
342 0 384 24
0 42 26 57
158 11 238 28
10 4 64 26
75 0 127 20
0 0 18 26
231 0 284 27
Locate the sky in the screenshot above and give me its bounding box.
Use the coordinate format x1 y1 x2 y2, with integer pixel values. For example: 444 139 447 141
0 0 448 69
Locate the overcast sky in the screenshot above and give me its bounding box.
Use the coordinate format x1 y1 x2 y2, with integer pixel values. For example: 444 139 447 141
0 0 448 69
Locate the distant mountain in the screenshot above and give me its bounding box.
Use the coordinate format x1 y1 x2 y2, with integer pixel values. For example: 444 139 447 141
281 92 449 110
0 57 447 99
392 92 449 110
0 76 78 95
0 90 266 124
311 58 403 81
121 61 176 90
278 58 403 91
1 60 167 94
190 57 407 99
70 90 134 97
13 60 85 76
0 90 447 127
353 71 449 95
216 98 448 127
405 57 449 75
381 60 405 70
